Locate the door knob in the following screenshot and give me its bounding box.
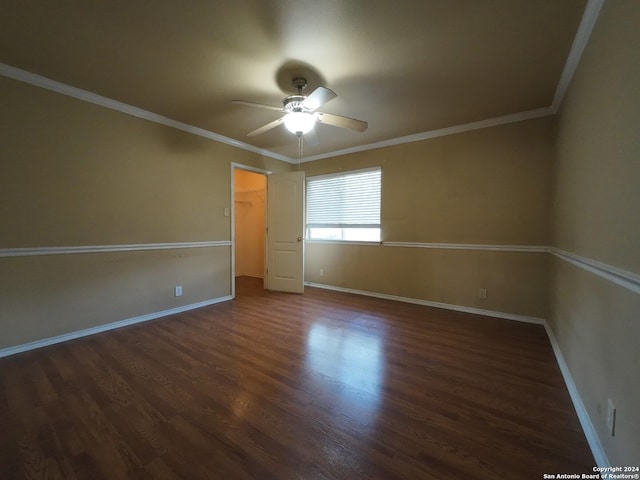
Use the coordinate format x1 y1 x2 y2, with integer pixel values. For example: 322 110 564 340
297 236 302 242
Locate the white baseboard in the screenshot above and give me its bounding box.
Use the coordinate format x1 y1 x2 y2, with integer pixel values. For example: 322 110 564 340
543 323 610 468
1 282 610 468
305 281 545 324
0 295 233 358
305 280 610 467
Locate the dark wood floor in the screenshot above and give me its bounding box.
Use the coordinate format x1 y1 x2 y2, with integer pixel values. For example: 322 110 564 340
0 276 595 479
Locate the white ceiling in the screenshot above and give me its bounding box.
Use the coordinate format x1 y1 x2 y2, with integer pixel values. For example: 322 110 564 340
1 0 599 162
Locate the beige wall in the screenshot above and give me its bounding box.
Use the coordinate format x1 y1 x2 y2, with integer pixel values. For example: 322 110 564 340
0 76 290 349
2 2 638 464
234 169 266 278
304 118 553 245
0 247 230 348
303 117 554 319
550 0 640 465
306 244 550 319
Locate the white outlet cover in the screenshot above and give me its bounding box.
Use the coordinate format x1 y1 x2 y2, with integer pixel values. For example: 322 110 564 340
175 285 183 297
606 398 616 436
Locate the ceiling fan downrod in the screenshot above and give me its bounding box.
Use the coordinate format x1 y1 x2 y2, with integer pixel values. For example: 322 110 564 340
292 77 308 94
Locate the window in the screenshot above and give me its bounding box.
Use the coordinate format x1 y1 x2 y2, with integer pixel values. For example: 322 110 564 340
306 167 381 242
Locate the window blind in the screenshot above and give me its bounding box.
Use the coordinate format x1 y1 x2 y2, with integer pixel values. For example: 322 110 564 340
306 168 381 229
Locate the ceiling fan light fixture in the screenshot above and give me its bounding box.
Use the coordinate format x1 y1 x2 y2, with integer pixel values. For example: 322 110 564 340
283 111 315 135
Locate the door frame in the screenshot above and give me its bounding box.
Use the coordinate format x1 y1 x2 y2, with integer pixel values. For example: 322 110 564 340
230 163 271 298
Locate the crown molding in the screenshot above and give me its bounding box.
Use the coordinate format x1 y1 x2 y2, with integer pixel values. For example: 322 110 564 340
0 63 292 163
300 107 555 163
0 1 603 163
305 0 605 164
0 62 553 164
551 0 606 112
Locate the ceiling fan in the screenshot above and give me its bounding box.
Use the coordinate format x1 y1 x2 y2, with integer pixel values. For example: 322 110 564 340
232 77 368 138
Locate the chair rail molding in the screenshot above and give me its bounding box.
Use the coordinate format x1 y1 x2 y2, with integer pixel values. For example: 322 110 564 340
551 248 640 295
0 241 232 258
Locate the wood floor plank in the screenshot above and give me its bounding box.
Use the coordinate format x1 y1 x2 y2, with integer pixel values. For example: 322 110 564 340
0 276 595 479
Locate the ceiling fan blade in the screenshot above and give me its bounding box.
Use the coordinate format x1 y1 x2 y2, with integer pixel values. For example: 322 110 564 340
247 117 284 136
304 128 320 146
301 86 337 111
315 112 368 132
232 100 283 112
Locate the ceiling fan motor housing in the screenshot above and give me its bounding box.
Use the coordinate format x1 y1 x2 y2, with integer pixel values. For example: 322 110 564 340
233 74 366 137
283 95 309 113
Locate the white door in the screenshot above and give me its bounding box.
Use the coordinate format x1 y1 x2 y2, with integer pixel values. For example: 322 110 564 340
266 171 305 293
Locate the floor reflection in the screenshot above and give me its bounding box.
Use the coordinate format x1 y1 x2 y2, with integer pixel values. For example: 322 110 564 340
306 321 385 426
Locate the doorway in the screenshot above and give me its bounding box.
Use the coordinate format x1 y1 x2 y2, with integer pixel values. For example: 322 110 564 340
233 168 267 295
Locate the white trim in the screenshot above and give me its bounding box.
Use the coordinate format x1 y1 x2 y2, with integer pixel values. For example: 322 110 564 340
308 241 640 293
8 241 635 298
230 162 270 298
299 0 602 162
0 62 556 164
305 279 609 466
0 63 292 163
0 241 231 258
543 323 610 468
382 241 548 253
230 162 273 176
372 242 640 294
551 248 640 295
0 1 601 164
304 281 545 325
307 240 381 247
306 166 382 181
300 107 554 163
551 0 606 111
0 295 233 359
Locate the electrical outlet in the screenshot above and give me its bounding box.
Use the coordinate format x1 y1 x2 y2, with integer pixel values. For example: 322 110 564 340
175 285 183 297
478 288 487 299
320 269 325 277
606 398 616 436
